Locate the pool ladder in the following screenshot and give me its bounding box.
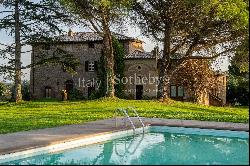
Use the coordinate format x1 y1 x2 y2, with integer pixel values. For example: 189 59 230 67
115 107 145 133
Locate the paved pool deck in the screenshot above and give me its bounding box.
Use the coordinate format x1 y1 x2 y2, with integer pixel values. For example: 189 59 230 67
0 118 249 155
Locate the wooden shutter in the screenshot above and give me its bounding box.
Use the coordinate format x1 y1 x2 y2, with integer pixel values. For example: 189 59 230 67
85 61 89 72
94 61 98 71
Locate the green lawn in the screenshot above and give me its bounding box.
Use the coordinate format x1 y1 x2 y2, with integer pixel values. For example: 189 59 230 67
0 98 248 134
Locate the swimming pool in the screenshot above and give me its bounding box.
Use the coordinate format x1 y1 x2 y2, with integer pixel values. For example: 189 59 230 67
1 126 249 165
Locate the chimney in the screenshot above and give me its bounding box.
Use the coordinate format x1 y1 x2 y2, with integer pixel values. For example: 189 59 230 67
68 29 73 37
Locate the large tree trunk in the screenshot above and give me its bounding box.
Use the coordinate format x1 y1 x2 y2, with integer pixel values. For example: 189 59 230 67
101 9 115 98
14 0 22 103
158 22 172 100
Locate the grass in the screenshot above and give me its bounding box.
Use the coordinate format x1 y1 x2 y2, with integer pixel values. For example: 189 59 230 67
0 98 248 134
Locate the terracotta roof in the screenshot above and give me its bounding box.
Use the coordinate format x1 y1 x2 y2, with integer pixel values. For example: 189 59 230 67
58 32 135 42
125 50 155 59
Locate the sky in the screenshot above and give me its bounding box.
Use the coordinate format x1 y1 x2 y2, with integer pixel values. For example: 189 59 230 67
0 4 229 83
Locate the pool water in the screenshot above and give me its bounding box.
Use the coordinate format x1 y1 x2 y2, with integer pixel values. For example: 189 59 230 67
2 126 249 165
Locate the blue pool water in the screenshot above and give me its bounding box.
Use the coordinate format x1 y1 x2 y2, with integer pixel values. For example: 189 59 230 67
2 126 249 165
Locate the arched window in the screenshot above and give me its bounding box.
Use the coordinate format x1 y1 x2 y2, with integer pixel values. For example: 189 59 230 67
45 87 52 98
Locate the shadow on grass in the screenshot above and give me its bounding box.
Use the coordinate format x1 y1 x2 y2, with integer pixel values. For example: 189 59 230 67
170 104 244 115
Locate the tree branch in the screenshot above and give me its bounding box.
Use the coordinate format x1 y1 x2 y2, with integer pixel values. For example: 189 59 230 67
170 37 187 54
182 47 237 60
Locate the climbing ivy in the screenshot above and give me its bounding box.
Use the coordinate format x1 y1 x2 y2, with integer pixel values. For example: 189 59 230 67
96 52 107 98
113 37 125 98
96 36 125 98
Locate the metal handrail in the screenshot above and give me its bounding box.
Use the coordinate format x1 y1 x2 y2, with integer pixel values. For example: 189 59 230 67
114 133 145 157
122 109 136 132
115 108 136 133
114 107 145 133
129 107 145 133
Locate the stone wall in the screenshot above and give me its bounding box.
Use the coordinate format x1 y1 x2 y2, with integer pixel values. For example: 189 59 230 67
124 59 158 99
30 40 146 100
31 42 103 99
30 39 227 105
209 74 227 106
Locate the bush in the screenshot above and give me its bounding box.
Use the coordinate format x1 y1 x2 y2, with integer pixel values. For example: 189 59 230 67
0 83 12 101
0 83 5 99
142 95 156 100
123 93 134 100
22 80 30 101
68 88 86 101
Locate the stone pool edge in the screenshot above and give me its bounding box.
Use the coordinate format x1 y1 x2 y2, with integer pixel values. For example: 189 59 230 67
0 126 150 163
0 118 248 163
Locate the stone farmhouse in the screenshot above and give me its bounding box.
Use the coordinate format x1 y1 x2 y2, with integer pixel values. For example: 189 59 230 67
30 31 227 106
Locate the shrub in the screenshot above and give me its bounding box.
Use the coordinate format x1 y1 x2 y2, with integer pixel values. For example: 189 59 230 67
22 80 30 101
68 88 85 100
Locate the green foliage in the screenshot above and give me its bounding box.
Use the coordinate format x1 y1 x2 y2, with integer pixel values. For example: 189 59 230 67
113 37 125 98
0 82 5 97
96 53 107 98
206 0 249 30
0 0 76 102
95 37 125 98
227 36 249 106
21 80 30 101
0 98 248 134
227 67 249 106
232 38 249 73
88 91 101 100
68 88 85 101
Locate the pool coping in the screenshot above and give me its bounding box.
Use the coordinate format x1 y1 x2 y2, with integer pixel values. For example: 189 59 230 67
0 118 249 163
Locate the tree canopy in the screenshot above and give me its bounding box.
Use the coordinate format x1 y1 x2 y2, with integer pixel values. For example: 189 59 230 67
132 0 249 99
0 0 77 102
61 0 132 97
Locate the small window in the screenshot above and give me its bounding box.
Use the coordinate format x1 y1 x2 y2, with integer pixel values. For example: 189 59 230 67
170 86 177 97
88 43 95 48
178 86 184 97
171 85 184 98
85 61 97 72
138 66 142 70
88 62 95 72
45 87 52 98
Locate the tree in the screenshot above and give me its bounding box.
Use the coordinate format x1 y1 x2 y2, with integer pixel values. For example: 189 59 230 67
0 0 77 103
61 0 132 98
113 37 125 98
96 37 125 99
227 37 249 105
133 0 249 100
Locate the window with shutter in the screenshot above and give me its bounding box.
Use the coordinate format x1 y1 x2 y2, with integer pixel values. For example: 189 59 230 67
88 62 95 72
94 61 98 71
178 86 184 97
85 61 89 72
170 86 177 97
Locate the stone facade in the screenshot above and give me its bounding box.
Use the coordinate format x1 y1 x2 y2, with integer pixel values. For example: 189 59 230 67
30 31 227 106
30 32 153 100
123 58 158 99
